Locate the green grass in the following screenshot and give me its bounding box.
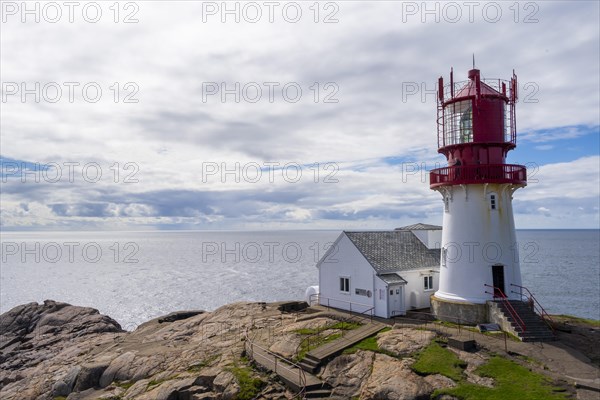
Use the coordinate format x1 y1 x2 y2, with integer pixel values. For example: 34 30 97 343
554 314 600 327
113 380 134 389
435 356 570 400
187 354 220 372
411 341 467 381
330 321 362 331
294 320 362 335
227 365 266 400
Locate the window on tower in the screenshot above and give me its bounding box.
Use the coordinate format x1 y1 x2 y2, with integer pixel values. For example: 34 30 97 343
444 100 473 146
490 193 497 210
444 196 450 212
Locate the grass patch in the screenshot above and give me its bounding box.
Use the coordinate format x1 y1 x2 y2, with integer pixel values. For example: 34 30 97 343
294 320 362 335
435 356 570 400
227 365 266 400
554 314 600 327
411 341 466 381
113 380 134 389
329 321 362 331
187 354 220 372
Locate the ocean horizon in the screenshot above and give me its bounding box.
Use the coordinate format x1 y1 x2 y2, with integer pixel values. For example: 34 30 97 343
1 229 598 329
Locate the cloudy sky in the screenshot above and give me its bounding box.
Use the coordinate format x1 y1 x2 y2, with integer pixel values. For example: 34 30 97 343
1 0 599 231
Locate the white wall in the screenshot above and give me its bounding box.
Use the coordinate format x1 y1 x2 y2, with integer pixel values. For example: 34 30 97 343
403 269 439 310
435 183 522 304
318 233 375 315
373 275 388 318
412 230 442 249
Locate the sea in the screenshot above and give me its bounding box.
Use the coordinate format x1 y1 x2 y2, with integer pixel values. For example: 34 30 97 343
1 230 598 330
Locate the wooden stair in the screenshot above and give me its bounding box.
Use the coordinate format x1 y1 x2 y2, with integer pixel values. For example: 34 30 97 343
245 338 331 398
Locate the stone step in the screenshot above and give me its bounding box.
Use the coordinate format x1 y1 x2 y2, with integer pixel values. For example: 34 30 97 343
492 300 556 342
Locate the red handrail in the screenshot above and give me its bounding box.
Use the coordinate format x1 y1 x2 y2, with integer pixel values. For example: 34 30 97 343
484 284 526 333
510 284 556 333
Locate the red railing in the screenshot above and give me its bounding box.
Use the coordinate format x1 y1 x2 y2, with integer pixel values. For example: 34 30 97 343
484 284 526 333
510 284 556 334
430 164 527 188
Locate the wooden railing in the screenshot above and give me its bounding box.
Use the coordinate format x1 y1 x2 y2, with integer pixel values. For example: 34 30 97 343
484 284 526 333
245 330 307 399
510 284 556 333
430 164 527 188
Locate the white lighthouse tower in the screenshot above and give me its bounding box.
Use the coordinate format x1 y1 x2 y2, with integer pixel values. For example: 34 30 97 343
430 66 527 322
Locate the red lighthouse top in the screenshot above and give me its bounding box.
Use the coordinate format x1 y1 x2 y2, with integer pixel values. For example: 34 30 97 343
430 67 527 189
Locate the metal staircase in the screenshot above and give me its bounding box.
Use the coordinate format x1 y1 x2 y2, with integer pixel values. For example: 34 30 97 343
486 284 556 342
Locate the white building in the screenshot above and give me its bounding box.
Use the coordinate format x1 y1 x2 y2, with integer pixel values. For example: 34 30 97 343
315 224 441 319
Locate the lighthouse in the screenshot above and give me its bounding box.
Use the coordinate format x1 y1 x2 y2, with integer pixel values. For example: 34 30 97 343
429 66 527 323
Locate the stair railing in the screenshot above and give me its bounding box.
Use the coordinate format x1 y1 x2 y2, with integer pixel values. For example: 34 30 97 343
510 284 556 333
484 284 526 333
245 329 307 399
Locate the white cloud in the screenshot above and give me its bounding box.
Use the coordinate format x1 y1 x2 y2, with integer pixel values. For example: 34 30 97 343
1 1 599 230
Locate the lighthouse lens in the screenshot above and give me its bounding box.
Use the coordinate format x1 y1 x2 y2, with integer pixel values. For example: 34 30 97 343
444 100 473 145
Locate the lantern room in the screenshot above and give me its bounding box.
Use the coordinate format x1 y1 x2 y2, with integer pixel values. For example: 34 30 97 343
430 67 527 189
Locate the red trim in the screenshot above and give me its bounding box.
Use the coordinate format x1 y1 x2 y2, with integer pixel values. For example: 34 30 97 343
430 164 527 188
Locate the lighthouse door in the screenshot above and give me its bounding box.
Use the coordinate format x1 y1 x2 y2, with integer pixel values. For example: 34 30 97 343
388 285 404 317
492 265 505 297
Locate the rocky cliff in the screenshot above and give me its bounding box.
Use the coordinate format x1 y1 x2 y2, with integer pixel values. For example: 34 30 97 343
1 300 597 400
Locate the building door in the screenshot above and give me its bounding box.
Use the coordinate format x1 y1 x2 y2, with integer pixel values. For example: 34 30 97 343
388 285 404 317
492 264 505 297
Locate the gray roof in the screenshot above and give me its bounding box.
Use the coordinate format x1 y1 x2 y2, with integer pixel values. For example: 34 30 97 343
395 223 442 231
344 231 440 273
378 273 408 284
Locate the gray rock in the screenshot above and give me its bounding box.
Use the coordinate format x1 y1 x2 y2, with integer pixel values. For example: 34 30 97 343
359 354 433 400
99 352 137 387
73 362 109 391
377 327 435 357
321 350 375 397
52 366 81 396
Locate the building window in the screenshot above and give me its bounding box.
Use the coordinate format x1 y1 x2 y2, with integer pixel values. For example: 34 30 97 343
424 275 433 291
490 193 497 210
339 277 350 293
444 196 450 213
